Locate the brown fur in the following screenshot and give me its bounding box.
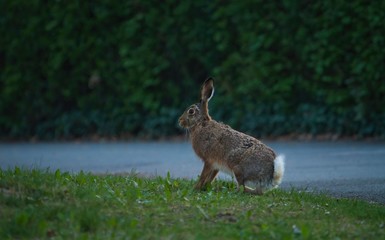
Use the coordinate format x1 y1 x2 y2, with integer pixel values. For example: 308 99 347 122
179 78 284 195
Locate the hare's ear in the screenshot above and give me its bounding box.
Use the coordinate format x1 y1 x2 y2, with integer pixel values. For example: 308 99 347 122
201 77 215 102
200 77 215 120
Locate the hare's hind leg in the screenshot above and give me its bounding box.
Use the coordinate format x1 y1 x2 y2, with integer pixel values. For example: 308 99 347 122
195 163 219 190
233 167 250 193
233 167 263 195
244 186 263 195
245 180 264 195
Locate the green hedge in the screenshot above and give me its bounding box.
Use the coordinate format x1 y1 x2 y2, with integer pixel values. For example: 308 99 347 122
1 1 384 139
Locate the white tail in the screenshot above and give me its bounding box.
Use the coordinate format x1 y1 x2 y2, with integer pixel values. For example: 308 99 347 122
273 155 285 187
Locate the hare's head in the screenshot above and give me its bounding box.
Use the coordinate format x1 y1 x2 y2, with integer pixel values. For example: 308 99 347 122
178 77 215 129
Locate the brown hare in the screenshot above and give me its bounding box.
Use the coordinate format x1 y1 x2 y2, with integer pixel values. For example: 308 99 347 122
178 77 285 195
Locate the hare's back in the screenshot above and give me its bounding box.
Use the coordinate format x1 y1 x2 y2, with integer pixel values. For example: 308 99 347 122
192 120 275 162
214 121 275 157
192 120 275 159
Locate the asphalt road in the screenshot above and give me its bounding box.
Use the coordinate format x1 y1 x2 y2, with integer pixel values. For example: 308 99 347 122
1 141 384 204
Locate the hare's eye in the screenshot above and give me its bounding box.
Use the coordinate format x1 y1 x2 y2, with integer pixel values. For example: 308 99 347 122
188 108 195 115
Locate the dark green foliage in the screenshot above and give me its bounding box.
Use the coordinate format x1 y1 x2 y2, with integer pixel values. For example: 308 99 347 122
1 0 384 139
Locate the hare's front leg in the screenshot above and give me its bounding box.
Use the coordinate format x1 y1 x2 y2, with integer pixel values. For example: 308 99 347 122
195 163 219 190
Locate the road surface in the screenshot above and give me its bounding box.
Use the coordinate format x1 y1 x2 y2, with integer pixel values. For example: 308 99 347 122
1 141 384 203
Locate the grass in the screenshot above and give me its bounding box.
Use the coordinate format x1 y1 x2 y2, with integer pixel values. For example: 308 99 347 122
0 168 384 239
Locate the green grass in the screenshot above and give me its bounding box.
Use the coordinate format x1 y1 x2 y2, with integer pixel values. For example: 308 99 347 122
0 168 384 239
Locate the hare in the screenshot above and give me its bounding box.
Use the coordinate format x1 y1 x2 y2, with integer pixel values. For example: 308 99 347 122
178 77 285 195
